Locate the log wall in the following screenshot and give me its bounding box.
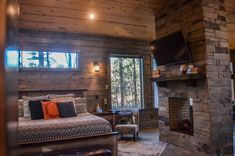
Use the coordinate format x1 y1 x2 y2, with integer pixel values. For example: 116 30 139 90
18 29 158 129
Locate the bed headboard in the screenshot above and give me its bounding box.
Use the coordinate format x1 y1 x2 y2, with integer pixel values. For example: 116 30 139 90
18 89 88 99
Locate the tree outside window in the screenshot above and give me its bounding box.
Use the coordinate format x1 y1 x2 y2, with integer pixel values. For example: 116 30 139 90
110 56 144 110
19 51 79 70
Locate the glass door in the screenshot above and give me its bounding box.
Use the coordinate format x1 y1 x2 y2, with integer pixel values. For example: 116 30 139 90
110 56 144 110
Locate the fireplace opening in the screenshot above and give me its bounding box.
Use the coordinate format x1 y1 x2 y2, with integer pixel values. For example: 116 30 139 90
169 97 194 136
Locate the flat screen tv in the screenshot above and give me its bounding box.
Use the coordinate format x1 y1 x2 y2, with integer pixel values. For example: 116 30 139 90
151 31 192 66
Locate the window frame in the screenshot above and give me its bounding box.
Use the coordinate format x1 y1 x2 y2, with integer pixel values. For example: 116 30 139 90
108 54 145 110
152 56 159 108
18 50 81 72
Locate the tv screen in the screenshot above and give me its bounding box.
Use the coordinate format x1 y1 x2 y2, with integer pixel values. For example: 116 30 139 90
151 31 191 66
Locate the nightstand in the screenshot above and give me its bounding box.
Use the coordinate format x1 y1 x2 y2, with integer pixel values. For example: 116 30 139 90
94 112 116 130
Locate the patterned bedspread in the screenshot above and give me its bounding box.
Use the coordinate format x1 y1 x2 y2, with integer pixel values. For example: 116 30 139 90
18 113 112 145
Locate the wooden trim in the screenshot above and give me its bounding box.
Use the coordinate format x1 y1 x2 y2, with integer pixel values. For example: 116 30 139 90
0 0 7 155
140 57 145 109
19 67 81 72
18 89 88 92
107 54 112 110
20 132 118 156
108 55 145 110
18 89 88 98
150 74 205 82
109 54 143 58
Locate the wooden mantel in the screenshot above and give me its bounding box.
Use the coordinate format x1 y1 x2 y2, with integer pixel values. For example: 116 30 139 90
151 74 205 87
151 74 205 82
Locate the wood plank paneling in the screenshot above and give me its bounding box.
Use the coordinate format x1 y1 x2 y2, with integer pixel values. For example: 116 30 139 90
19 0 167 40
18 29 153 112
226 0 235 49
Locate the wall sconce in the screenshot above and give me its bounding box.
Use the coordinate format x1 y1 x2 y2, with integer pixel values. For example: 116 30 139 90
93 62 100 72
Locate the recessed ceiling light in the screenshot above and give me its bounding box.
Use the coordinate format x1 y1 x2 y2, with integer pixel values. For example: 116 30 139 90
89 13 96 20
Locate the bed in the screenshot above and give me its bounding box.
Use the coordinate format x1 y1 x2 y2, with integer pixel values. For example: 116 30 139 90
18 90 118 156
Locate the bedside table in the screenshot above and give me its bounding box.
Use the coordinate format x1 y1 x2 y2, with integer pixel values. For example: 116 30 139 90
94 112 116 130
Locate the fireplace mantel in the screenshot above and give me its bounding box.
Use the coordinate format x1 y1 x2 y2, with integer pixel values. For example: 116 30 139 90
150 73 205 87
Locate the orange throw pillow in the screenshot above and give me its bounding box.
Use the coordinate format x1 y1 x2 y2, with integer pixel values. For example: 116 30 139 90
41 101 60 120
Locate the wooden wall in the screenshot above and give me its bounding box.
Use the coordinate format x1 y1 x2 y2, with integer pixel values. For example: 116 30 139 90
18 29 153 113
18 0 166 41
225 0 235 49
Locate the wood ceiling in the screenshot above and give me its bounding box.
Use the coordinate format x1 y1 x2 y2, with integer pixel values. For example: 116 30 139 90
225 0 235 49
19 0 167 41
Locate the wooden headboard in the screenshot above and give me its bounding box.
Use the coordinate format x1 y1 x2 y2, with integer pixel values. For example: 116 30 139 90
18 89 88 99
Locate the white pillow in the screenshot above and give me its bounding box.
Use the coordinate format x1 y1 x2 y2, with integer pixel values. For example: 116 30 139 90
74 97 87 114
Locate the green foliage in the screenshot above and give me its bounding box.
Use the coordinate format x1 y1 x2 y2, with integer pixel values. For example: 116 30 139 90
20 51 78 69
110 57 142 110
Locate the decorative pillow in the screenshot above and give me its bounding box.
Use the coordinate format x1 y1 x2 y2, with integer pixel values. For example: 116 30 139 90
51 97 75 103
18 99 24 117
57 101 77 118
28 100 45 120
48 93 75 99
74 97 87 114
41 101 60 120
51 97 77 113
23 100 31 117
22 95 49 118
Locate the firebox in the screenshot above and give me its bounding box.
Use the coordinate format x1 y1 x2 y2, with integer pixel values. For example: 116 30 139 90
169 97 193 136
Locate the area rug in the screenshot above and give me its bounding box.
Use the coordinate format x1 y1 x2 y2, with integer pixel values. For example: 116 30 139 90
118 136 167 156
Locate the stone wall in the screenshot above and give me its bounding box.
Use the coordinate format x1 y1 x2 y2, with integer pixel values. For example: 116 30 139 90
139 108 158 129
203 0 233 154
156 0 233 155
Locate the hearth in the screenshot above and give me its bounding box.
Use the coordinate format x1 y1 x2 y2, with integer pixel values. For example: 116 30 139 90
169 97 193 136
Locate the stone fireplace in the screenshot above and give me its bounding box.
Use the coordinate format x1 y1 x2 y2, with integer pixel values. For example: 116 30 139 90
169 97 193 136
155 0 233 155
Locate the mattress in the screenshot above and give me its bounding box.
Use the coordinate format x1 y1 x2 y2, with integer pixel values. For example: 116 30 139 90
18 113 112 144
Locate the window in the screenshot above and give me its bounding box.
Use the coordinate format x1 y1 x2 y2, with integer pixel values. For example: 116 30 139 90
19 51 79 70
5 50 19 68
153 58 159 108
110 56 144 110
